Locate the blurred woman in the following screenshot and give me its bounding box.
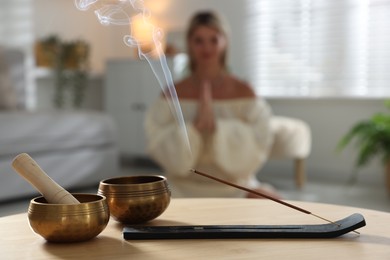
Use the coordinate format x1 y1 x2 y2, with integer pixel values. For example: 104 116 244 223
145 11 278 198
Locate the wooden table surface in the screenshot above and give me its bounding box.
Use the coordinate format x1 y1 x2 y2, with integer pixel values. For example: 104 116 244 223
1 198 389 259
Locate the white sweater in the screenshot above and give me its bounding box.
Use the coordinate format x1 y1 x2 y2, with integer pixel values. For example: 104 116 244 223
144 97 273 198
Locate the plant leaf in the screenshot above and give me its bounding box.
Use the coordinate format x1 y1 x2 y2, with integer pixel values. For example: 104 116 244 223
384 99 390 110
337 121 371 151
356 136 379 167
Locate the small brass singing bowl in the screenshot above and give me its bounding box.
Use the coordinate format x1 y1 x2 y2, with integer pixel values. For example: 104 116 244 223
28 194 109 243
98 175 171 224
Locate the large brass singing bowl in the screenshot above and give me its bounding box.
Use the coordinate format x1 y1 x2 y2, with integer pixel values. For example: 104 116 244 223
28 194 109 243
98 175 171 224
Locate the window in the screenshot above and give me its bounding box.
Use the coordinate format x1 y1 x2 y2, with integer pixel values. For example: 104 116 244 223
0 0 33 48
244 0 390 98
0 0 34 109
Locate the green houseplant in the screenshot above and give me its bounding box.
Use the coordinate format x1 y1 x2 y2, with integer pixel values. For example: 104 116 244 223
338 100 390 192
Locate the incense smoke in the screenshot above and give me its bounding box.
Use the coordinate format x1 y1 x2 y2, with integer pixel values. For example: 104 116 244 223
75 0 191 152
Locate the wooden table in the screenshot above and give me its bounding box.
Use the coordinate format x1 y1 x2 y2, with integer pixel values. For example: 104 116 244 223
1 198 389 259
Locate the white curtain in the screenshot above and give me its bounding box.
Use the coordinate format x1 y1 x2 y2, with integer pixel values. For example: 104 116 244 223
0 0 35 109
244 0 390 97
0 0 33 48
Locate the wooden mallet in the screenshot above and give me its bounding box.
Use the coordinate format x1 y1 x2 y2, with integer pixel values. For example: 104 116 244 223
11 153 80 204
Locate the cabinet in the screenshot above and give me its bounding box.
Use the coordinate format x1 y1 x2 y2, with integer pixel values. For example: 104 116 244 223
105 58 181 157
34 68 104 111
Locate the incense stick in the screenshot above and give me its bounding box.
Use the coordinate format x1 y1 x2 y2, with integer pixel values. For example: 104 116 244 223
190 169 360 235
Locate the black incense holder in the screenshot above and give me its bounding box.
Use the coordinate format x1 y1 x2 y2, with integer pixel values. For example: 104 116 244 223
123 213 365 240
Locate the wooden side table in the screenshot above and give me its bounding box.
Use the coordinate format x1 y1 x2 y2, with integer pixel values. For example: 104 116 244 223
1 198 389 259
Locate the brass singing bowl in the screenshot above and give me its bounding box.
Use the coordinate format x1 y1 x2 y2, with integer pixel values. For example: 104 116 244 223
28 194 109 243
98 175 171 224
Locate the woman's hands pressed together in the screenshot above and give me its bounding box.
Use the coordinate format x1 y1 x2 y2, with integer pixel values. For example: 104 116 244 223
194 81 216 134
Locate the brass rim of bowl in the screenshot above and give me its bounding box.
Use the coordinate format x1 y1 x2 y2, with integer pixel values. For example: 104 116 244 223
98 188 171 198
28 194 108 215
98 176 171 198
100 175 167 186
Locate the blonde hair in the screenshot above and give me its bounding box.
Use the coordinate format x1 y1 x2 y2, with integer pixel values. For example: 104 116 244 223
186 11 229 72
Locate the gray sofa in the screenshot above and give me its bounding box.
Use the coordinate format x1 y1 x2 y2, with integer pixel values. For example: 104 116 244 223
0 48 119 202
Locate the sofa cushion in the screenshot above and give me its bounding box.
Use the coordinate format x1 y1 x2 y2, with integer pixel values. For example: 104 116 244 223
0 111 117 157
